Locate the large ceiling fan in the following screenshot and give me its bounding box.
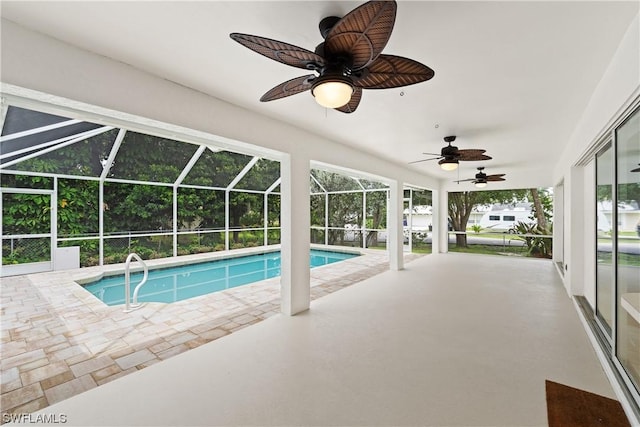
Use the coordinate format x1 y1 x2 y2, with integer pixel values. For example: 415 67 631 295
229 0 434 113
410 136 492 171
455 167 506 188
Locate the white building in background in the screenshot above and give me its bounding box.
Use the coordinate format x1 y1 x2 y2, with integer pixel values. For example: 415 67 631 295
597 200 640 233
478 203 534 231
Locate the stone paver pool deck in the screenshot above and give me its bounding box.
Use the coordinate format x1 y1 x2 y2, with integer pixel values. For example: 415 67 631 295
1 247 423 418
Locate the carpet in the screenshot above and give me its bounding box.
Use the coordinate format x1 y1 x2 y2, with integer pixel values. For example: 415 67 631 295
545 380 630 427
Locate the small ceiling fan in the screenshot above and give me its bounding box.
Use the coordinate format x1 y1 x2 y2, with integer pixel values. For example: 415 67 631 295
455 167 506 188
230 0 434 113
409 136 492 171
631 163 640 172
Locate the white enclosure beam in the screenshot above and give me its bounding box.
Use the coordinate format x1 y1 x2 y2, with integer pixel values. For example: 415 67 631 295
1 126 114 167
227 156 259 191
175 145 206 186
388 180 404 271
280 152 310 316
0 118 81 142
99 129 126 265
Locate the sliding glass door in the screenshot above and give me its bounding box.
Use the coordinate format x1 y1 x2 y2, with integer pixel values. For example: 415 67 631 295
596 142 614 337
615 108 640 395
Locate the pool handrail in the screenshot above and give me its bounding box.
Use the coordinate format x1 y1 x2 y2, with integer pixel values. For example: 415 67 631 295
124 253 148 313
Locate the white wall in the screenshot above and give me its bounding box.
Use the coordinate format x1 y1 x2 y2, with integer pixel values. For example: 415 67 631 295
553 14 640 298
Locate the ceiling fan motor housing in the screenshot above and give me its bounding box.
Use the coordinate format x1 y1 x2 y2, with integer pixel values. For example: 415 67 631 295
319 16 341 39
441 144 458 157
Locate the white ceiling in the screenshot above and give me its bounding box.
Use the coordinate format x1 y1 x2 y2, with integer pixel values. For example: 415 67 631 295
1 1 637 189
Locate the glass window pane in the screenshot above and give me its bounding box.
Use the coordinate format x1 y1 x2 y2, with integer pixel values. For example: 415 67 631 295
182 149 252 188
110 131 199 183
235 159 280 191
10 128 119 177
615 107 640 394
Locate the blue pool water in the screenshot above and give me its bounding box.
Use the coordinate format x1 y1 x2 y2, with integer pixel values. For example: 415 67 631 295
84 249 358 305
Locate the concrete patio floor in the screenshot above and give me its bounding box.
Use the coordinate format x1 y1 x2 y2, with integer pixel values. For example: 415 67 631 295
1 246 423 418
12 252 625 426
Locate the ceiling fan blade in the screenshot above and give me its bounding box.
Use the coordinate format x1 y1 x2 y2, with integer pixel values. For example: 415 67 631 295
454 178 475 183
459 155 492 161
486 174 506 181
230 33 326 70
409 156 442 164
632 164 640 172
456 148 487 155
355 55 435 89
457 149 492 161
324 1 396 70
260 75 315 102
335 87 362 114
421 152 442 156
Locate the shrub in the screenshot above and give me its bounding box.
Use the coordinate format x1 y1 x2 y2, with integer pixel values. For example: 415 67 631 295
470 224 482 233
509 221 553 258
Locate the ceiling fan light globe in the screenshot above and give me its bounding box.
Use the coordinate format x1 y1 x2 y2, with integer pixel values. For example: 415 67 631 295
475 181 487 188
312 80 354 108
440 160 458 171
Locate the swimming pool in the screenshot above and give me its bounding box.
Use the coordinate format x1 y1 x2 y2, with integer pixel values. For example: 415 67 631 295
83 249 358 305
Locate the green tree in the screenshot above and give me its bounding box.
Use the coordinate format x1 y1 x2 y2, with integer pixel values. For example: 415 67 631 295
448 189 529 247
529 188 552 230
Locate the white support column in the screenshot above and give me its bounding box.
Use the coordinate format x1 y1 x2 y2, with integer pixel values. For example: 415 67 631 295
388 180 404 271
431 189 440 254
438 190 449 253
280 153 310 316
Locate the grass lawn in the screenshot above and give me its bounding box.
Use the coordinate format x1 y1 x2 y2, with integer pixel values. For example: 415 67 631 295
449 244 528 256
